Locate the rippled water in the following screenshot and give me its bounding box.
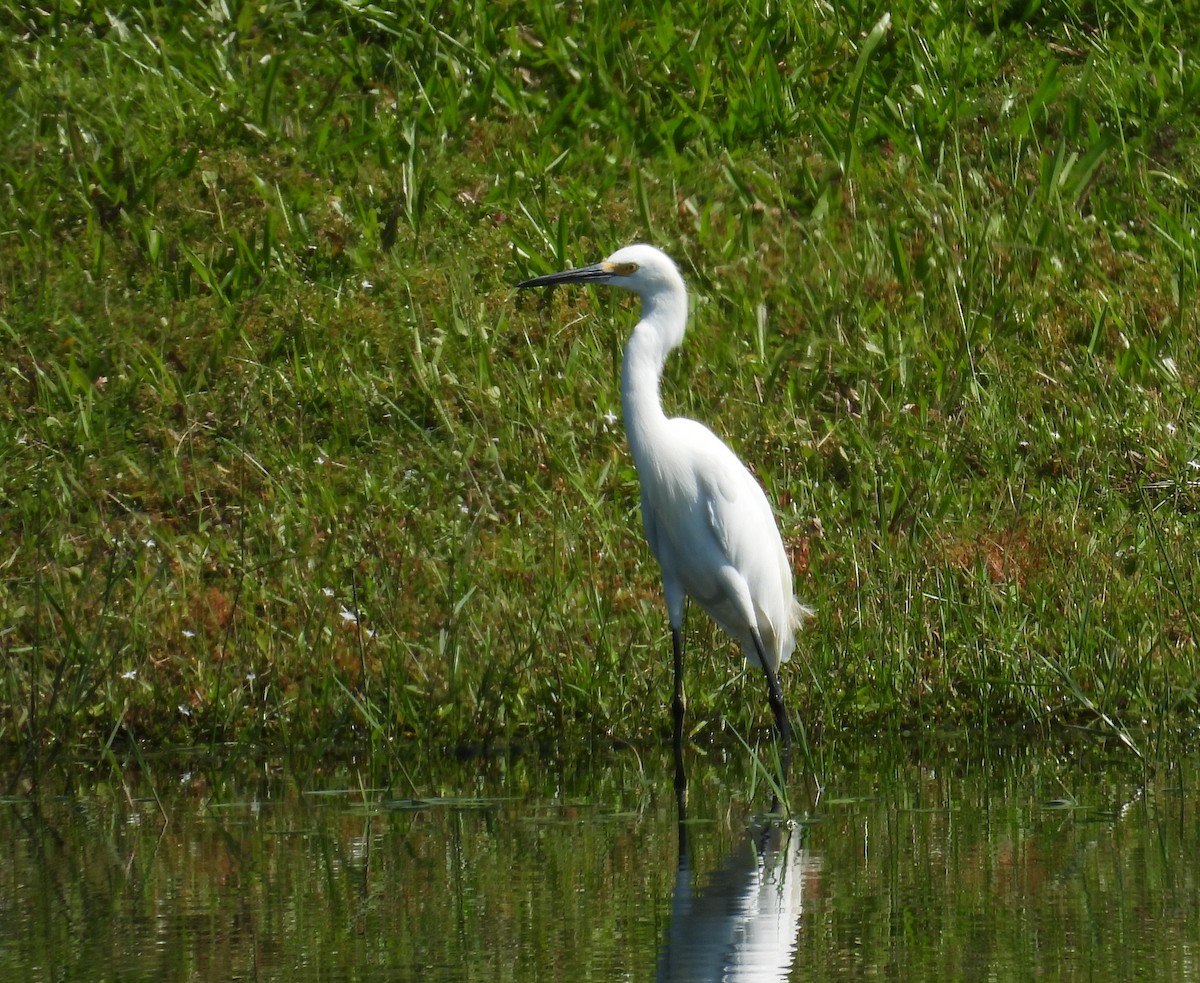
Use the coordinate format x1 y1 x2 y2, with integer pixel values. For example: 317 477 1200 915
2 737 1195 981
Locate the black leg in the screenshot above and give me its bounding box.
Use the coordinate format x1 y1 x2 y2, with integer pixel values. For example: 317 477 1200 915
752 632 792 774
671 625 686 794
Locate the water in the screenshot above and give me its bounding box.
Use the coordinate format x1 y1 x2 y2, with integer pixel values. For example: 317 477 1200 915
1 738 1196 981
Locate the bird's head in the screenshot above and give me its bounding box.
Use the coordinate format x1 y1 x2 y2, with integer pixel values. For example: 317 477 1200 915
516 243 684 302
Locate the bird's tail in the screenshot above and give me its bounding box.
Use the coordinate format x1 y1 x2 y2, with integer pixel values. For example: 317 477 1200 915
792 598 816 630
769 598 814 667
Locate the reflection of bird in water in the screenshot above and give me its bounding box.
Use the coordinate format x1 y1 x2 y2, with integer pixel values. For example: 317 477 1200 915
657 816 819 983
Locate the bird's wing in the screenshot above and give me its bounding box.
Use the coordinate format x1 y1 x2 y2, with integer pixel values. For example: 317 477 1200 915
690 426 795 660
695 433 770 571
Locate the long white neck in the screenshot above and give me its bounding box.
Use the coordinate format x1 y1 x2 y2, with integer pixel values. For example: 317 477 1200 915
620 284 688 469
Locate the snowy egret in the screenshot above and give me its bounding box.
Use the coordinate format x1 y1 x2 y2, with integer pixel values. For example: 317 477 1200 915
517 244 811 760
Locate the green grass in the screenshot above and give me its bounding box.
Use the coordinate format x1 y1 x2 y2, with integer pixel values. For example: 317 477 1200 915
2 0 1199 760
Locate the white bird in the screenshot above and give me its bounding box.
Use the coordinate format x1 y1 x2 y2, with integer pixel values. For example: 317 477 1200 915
517 244 811 758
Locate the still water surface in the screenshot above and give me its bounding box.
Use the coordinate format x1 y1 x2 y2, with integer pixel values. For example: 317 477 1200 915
2 738 1196 981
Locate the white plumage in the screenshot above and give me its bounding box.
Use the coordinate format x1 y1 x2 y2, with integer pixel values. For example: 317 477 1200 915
519 244 810 753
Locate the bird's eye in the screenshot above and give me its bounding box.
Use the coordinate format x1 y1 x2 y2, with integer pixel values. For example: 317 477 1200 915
610 262 639 276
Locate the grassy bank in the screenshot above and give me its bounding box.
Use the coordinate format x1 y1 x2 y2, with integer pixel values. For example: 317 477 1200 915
2 0 1199 761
